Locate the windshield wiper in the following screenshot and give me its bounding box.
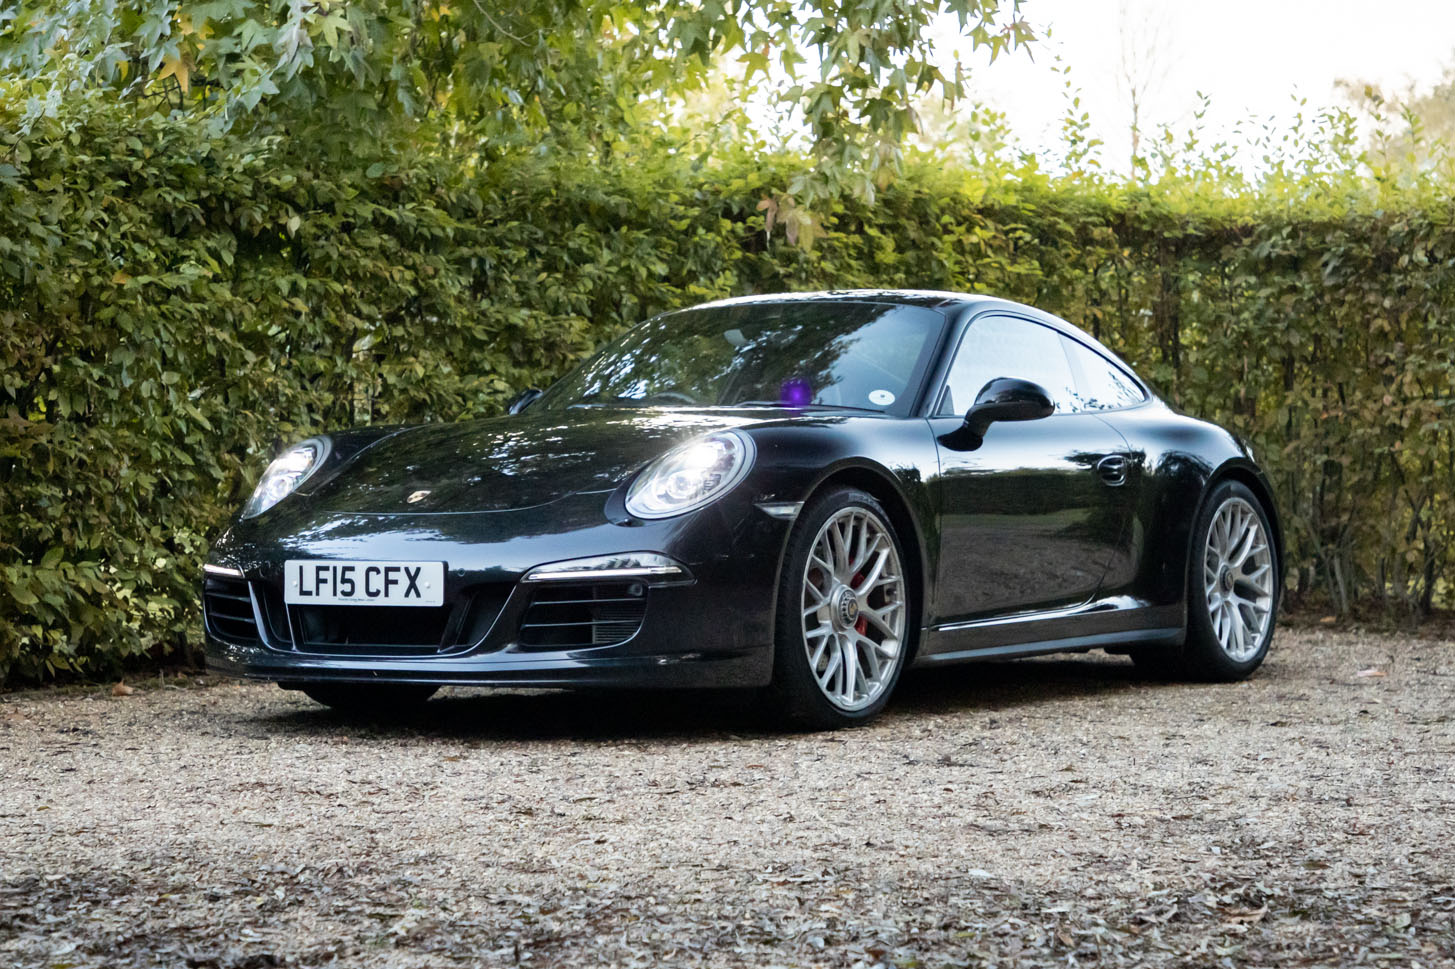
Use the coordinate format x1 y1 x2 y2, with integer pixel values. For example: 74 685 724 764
726 401 884 413
570 393 700 408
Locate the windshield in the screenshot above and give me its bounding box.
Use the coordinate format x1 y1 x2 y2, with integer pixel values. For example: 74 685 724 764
537 300 946 416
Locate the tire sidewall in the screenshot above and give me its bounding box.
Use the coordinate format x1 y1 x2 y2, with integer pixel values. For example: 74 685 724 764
1185 480 1279 678
771 487 913 728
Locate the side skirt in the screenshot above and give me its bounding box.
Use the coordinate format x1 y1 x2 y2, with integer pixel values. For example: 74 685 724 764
912 625 1183 666
910 599 1185 668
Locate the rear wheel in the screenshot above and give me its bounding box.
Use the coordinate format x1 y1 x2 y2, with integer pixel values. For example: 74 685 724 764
769 488 913 729
1133 480 1278 680
296 683 439 715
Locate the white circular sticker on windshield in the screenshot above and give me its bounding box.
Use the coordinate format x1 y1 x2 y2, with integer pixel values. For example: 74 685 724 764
868 389 896 406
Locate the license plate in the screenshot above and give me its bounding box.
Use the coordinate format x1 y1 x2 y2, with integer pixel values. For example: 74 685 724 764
284 560 445 607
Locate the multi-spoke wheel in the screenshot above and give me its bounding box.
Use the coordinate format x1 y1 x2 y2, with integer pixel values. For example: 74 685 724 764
770 488 913 727
1132 480 1279 680
1202 496 1275 661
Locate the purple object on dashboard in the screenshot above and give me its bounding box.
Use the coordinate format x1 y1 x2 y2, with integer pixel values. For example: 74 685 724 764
780 377 812 408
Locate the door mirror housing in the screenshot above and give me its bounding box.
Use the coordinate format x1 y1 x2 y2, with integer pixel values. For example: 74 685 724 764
507 387 544 415
940 377 1054 450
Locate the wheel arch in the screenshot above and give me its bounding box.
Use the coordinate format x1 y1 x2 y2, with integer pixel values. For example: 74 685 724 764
1148 458 1283 679
1126 455 1284 643
791 462 931 661
1201 460 1285 586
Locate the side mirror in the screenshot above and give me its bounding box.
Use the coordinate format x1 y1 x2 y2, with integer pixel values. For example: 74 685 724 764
940 377 1053 450
507 387 543 415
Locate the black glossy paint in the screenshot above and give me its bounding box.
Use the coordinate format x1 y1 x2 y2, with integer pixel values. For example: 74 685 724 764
204 291 1281 693
929 412 1134 622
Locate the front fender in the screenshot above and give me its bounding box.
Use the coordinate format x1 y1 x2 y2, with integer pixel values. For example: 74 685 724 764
737 417 941 644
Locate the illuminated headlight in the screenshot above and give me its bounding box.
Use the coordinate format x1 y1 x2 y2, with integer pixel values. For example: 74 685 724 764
625 431 754 519
240 437 330 519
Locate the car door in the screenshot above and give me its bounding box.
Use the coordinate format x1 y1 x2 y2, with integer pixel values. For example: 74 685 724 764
927 313 1138 624
1056 331 1154 595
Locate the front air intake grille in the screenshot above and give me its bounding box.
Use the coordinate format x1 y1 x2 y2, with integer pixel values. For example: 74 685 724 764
252 583 511 657
291 604 455 655
455 586 513 648
203 576 261 646
517 582 647 650
256 584 292 644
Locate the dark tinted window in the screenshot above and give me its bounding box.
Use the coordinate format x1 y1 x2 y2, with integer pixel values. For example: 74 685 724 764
936 315 1079 415
1060 337 1146 411
538 301 945 416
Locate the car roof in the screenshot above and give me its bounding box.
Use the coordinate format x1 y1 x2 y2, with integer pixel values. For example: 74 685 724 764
682 290 1088 337
679 290 1144 390
685 289 986 311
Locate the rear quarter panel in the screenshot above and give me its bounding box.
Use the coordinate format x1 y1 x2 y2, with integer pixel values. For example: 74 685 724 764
1100 401 1281 608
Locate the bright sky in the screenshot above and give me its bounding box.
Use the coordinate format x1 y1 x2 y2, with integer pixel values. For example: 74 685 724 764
940 0 1455 167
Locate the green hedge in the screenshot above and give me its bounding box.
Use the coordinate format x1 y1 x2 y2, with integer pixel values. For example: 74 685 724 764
2 103 1452 683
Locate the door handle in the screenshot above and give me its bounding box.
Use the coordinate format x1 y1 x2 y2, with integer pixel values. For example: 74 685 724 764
1096 454 1129 487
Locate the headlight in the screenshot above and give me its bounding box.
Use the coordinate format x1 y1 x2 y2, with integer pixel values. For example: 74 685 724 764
625 430 754 519
241 437 330 519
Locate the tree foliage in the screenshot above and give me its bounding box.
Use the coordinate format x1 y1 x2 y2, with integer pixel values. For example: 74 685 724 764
1 1 1033 197
1339 57 1455 171
2 94 1454 684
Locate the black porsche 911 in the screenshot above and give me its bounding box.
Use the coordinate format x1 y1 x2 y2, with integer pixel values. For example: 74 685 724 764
203 291 1281 727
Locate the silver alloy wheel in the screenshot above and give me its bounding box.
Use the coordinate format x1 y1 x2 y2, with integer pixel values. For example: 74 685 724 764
1203 496 1275 661
801 506 907 711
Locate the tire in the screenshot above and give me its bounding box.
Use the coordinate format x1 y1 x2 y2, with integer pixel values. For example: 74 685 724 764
768 487 914 729
296 683 439 715
1132 480 1279 681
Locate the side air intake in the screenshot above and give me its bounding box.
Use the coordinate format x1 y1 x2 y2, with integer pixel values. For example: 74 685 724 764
516 582 648 650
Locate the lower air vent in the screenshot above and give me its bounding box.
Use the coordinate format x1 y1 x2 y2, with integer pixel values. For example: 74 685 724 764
517 582 648 650
256 584 292 644
275 585 512 657
292 604 454 654
203 576 261 646
455 586 512 648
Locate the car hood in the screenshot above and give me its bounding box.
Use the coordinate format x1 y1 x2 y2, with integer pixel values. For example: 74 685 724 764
298 408 764 515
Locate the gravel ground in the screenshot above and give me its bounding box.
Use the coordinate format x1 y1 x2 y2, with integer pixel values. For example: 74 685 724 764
3 626 1454 969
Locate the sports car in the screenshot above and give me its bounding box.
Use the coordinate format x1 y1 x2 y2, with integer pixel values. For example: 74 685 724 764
203 291 1282 727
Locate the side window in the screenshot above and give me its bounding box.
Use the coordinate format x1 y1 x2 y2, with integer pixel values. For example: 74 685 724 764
1060 337 1146 411
936 316 1079 416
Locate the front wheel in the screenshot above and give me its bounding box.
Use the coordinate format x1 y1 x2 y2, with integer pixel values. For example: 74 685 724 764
296 683 439 715
768 488 913 729
1133 480 1279 680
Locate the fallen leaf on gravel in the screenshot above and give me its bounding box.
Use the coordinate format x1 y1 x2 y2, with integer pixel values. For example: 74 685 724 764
1355 668 1387 678
1222 904 1268 923
111 682 135 697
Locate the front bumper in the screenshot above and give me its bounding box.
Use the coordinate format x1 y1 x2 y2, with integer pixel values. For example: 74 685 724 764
202 491 788 690
206 644 770 690
204 573 773 690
